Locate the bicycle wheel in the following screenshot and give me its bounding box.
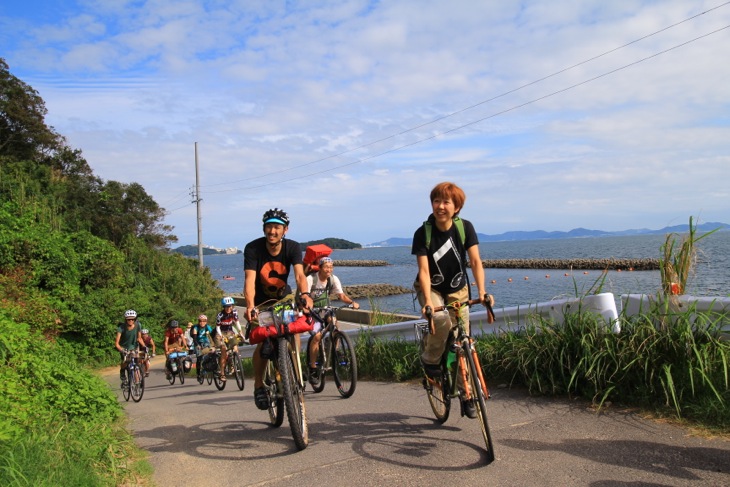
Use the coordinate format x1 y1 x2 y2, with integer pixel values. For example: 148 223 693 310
177 358 185 385
263 354 284 427
167 360 176 385
214 371 226 390
278 338 308 450
122 368 131 401
232 352 245 391
306 334 326 393
425 365 451 423
464 340 495 463
131 364 145 402
332 331 357 398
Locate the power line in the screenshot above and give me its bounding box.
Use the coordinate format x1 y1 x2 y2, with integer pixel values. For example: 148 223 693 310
200 1 730 191
204 22 730 195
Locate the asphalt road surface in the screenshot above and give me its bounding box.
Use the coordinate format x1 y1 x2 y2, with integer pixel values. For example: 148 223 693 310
107 359 729 487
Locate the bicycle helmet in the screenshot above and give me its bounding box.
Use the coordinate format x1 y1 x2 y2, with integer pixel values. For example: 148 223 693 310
221 296 235 307
168 320 179 328
198 314 208 321
262 208 290 226
141 328 149 334
124 309 137 319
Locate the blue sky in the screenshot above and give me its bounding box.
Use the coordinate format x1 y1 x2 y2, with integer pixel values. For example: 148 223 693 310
2 1 729 248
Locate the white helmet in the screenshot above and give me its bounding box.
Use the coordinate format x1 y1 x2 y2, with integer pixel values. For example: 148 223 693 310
124 309 137 319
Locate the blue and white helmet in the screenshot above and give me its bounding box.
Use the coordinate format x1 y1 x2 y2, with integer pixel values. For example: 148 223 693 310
222 296 235 307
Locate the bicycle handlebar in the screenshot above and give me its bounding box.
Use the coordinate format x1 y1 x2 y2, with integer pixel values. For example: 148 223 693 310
425 294 496 334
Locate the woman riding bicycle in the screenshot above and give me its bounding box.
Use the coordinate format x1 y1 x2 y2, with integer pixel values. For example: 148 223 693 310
305 256 359 386
140 328 156 377
215 297 244 382
411 182 494 418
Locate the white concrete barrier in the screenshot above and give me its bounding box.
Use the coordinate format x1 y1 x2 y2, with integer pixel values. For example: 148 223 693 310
238 292 620 357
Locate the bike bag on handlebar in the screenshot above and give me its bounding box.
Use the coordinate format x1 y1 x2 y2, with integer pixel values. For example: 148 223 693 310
249 313 314 344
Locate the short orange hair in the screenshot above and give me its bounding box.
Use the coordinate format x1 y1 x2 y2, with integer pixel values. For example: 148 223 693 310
429 182 466 214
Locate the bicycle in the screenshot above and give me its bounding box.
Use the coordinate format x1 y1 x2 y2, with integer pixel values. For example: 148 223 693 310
414 295 496 463
196 338 227 390
166 348 190 385
306 304 358 398
121 349 145 402
248 298 312 451
220 334 246 391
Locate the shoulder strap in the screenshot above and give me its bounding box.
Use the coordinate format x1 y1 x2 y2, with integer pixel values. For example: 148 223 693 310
424 216 465 247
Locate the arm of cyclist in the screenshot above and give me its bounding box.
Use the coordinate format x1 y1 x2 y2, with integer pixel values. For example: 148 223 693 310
114 332 124 353
244 269 257 323
294 262 314 310
416 254 434 317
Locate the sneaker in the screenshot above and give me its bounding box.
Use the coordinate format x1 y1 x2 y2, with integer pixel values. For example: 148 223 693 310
308 366 320 387
254 386 269 410
462 399 477 419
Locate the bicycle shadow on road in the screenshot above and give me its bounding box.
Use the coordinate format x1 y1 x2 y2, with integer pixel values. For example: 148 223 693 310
501 438 728 481
308 411 493 469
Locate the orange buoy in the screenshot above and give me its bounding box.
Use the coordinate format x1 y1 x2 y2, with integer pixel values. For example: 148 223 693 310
524 276 529 280
583 271 589 275
490 279 496 284
507 278 513 282
628 267 634 271
564 273 569 277
545 274 550 278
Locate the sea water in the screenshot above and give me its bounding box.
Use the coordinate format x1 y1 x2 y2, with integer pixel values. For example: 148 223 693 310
204 232 730 313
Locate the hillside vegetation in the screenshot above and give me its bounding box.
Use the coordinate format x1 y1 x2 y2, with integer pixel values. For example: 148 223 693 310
1 58 221 485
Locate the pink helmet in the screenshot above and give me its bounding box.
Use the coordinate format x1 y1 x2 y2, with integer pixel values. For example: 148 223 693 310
198 314 208 321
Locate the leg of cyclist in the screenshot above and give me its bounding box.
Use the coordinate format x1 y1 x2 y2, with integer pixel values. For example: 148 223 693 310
217 334 227 382
307 318 323 385
415 283 452 377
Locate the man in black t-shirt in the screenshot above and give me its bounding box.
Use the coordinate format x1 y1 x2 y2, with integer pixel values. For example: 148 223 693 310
244 208 313 410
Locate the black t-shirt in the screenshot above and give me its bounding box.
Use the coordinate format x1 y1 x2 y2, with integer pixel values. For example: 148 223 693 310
411 215 478 296
244 237 303 306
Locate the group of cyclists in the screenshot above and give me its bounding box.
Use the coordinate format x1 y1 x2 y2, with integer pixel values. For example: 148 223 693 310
115 181 495 419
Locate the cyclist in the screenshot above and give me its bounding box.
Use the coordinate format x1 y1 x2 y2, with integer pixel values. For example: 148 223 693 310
114 309 146 383
191 314 214 380
411 182 494 418
140 328 156 377
305 256 359 386
244 208 313 410
163 319 186 380
215 297 244 382
184 322 195 352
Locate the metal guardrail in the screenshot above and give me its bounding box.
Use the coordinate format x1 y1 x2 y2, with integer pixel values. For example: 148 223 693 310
237 292 620 358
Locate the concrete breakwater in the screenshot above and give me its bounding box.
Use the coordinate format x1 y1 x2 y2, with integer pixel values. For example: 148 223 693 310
480 258 659 270
343 283 413 299
333 260 388 267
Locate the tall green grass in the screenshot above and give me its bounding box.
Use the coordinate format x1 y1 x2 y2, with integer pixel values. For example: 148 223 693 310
354 304 729 432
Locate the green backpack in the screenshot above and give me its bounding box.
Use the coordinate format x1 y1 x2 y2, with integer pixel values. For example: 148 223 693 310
423 216 466 248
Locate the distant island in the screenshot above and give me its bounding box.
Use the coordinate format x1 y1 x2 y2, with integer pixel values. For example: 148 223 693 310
366 222 730 247
300 237 362 249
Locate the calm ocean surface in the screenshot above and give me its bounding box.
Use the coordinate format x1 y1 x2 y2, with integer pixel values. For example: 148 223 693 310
205 232 730 314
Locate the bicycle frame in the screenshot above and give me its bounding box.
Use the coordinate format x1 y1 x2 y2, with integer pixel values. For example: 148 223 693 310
419 296 496 462
252 299 310 450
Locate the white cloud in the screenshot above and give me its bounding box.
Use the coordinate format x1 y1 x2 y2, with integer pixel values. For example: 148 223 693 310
3 0 729 246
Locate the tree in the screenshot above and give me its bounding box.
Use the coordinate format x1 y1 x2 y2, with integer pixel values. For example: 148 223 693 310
0 58 61 162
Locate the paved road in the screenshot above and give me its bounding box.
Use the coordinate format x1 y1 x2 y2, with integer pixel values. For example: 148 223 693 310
107 359 729 487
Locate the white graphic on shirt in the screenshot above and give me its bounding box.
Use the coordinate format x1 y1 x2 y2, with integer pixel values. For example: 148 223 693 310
431 237 464 289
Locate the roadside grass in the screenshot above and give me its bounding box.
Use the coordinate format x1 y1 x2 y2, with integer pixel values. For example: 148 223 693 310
0 317 153 486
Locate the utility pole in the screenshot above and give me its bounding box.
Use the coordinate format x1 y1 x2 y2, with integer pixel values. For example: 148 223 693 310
194 142 203 269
